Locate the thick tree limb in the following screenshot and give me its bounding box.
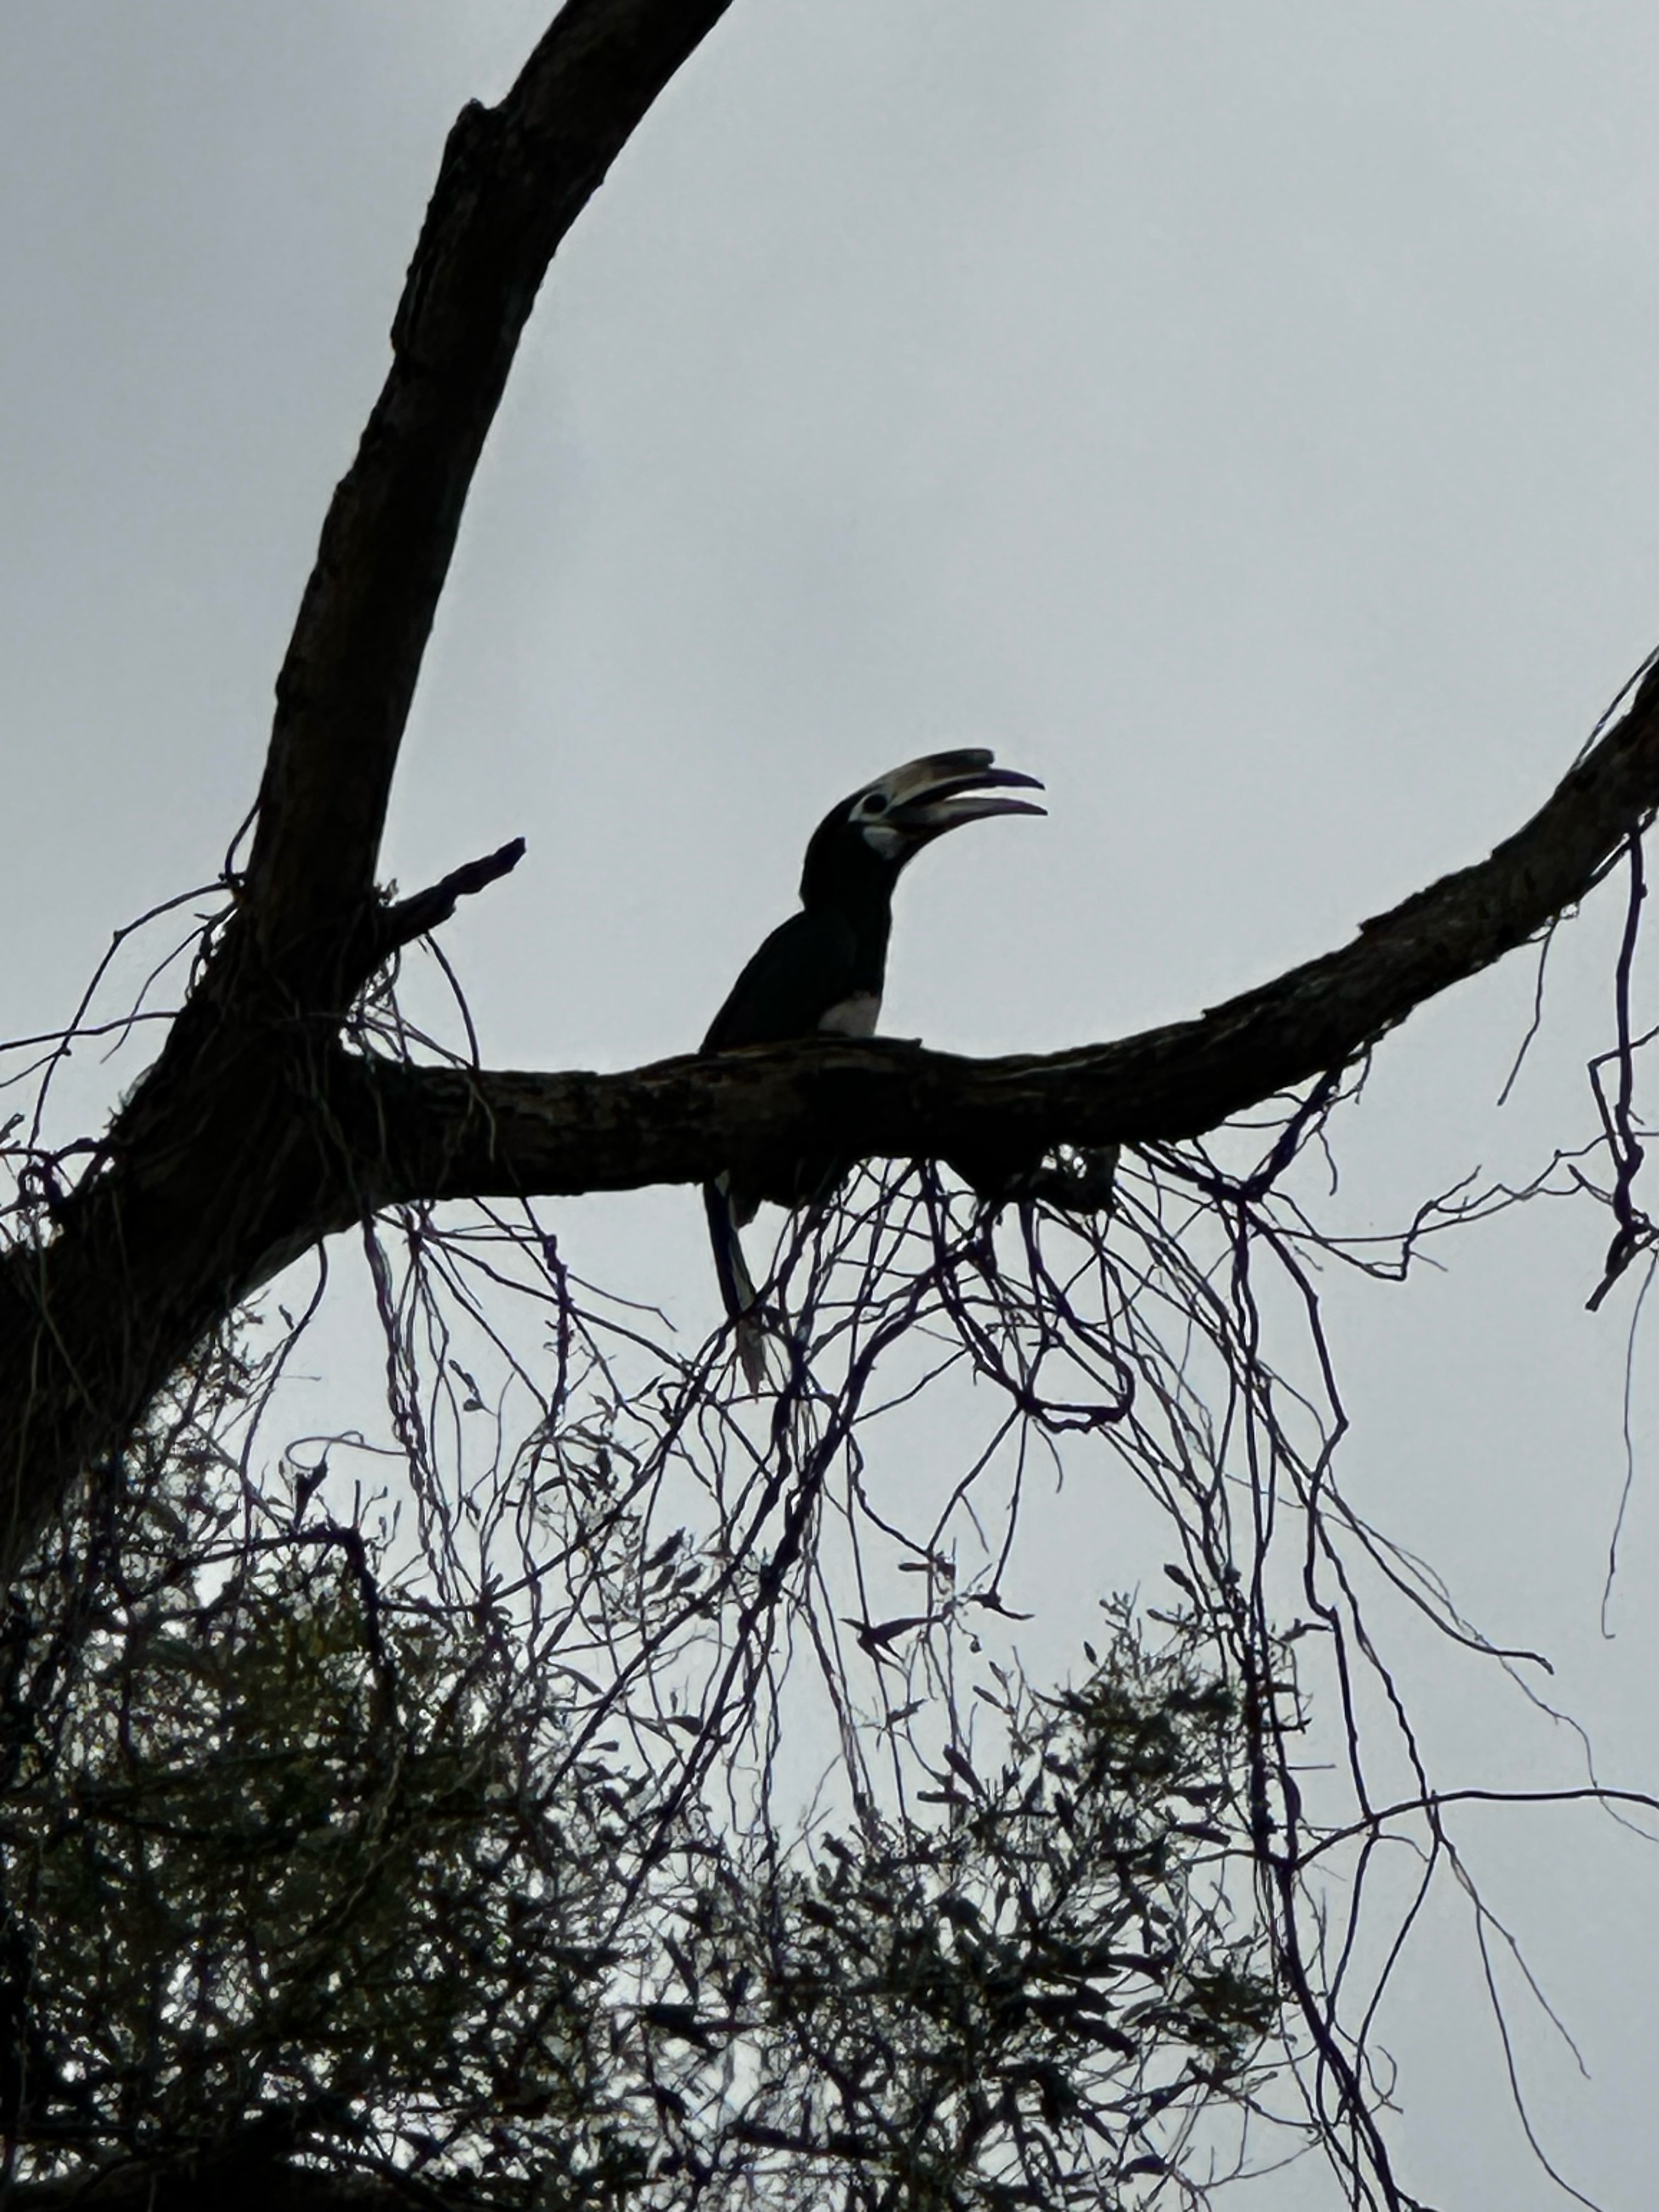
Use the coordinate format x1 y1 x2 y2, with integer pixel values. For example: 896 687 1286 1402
346 657 1659 1205
240 0 735 993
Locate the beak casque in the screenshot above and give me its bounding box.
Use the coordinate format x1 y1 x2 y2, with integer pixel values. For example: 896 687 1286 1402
875 749 1046 839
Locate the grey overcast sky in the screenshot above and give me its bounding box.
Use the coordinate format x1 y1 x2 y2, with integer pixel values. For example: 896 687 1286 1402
5 6 1659 2204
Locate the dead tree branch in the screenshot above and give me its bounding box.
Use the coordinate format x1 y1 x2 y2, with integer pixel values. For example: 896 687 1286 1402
379 836 528 956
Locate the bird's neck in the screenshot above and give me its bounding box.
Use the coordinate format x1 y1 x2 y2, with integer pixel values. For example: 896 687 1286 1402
802 854 898 984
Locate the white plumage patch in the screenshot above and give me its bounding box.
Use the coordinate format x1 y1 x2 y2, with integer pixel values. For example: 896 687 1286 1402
859 822 906 862
817 992 881 1038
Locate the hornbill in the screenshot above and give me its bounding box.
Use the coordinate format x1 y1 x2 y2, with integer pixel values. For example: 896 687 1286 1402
701 749 1045 1385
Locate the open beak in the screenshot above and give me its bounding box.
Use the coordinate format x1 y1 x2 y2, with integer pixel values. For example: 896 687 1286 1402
883 749 1046 840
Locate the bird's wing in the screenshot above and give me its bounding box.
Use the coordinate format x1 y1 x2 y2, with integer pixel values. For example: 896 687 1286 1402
701 910 862 1051
702 912 862 1393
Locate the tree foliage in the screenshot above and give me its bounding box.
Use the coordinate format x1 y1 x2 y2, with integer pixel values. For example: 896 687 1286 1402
0 1325 1277 2208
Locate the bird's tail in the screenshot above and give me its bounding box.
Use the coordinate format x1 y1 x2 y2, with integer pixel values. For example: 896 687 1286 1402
704 1179 770 1392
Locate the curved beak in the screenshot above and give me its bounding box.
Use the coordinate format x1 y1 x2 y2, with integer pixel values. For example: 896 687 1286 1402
882 749 1046 840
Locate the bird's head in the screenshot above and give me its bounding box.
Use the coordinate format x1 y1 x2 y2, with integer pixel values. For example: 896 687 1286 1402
800 749 1045 905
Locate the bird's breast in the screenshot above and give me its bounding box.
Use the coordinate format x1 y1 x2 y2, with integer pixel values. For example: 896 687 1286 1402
816 991 882 1039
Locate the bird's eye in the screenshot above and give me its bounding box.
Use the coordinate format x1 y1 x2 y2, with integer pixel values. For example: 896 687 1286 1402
860 792 889 816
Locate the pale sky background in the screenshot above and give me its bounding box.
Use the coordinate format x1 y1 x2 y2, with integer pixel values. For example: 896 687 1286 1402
5 5 1659 2204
